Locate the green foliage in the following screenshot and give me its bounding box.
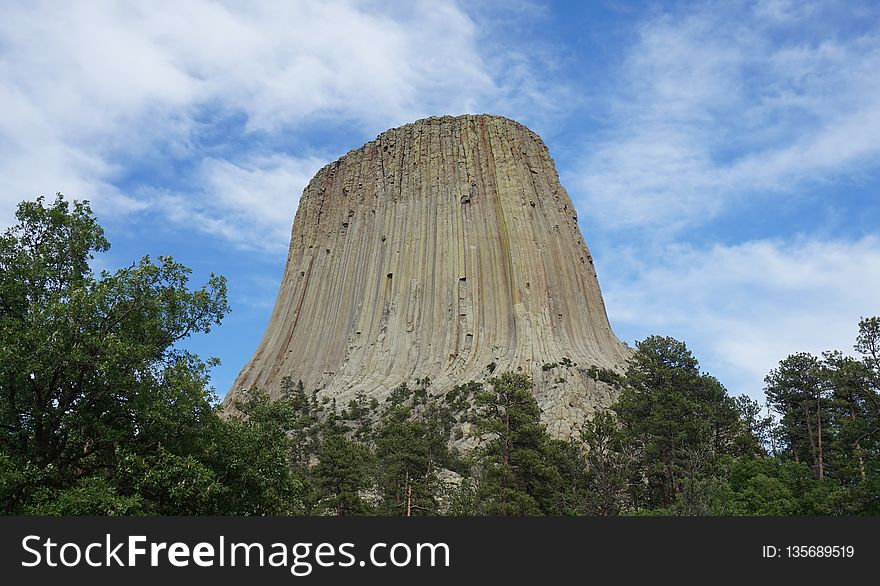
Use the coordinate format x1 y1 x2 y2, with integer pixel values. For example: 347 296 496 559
374 403 440 515
313 432 374 515
710 456 822 515
117 448 220 515
585 365 624 387
4 196 878 517
23 476 147 516
469 373 569 514
0 194 300 515
759 319 880 513
764 352 826 477
444 476 479 516
578 412 632 515
614 336 754 510
734 395 774 454
855 316 880 368
205 392 305 515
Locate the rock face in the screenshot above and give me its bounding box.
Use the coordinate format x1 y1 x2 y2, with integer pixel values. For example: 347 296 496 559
227 114 631 436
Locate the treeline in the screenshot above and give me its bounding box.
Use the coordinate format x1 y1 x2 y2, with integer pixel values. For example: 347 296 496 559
1 195 878 515
220 323 880 516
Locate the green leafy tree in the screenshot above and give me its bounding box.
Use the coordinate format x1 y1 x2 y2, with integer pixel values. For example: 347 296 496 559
707 456 824 515
0 194 228 512
114 448 221 515
0 194 305 515
206 391 305 515
21 475 147 516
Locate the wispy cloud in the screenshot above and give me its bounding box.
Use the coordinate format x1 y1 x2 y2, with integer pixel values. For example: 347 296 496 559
150 154 326 253
603 235 880 399
566 1 880 398
0 0 545 248
575 0 880 234
753 0 816 22
5 0 877 402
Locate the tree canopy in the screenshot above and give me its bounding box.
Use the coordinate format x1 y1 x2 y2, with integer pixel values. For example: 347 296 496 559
0 194 300 514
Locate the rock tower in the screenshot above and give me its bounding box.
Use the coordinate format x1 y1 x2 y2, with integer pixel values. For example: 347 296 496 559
227 114 631 435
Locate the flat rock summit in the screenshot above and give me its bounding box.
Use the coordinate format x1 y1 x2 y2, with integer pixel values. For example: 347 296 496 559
227 114 631 435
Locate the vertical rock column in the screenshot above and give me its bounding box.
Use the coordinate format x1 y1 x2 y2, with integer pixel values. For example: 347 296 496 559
227 114 632 436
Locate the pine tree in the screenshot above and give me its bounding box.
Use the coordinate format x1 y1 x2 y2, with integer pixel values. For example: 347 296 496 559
375 404 435 515
578 412 632 515
615 336 753 510
471 372 561 515
765 353 827 479
313 433 374 515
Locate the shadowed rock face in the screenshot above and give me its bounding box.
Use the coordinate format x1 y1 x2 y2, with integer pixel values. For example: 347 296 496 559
227 114 631 436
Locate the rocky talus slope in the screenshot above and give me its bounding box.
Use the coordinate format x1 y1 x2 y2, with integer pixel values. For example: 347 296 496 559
227 114 632 436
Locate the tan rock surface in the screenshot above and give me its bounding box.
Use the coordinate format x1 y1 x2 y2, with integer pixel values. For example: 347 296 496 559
226 114 632 436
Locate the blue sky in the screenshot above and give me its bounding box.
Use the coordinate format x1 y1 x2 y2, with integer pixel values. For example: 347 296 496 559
2 0 878 402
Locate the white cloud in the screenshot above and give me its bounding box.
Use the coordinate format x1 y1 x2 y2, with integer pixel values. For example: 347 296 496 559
573 1 880 400
151 153 325 253
603 236 880 400
754 0 816 22
576 1 880 233
6 0 877 408
0 0 511 246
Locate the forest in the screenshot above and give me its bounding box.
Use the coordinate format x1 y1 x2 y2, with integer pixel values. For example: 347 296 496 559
1 195 878 515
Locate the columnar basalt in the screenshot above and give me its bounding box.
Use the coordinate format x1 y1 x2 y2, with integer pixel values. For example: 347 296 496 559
227 114 632 436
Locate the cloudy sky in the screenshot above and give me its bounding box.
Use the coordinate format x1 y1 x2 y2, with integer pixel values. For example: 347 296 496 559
2 0 878 402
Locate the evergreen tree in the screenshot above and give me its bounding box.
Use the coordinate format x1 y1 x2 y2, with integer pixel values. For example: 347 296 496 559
313 432 374 515
734 395 774 454
765 353 828 479
578 412 631 515
471 373 562 515
374 403 436 515
820 351 872 482
615 336 753 510
855 316 880 370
